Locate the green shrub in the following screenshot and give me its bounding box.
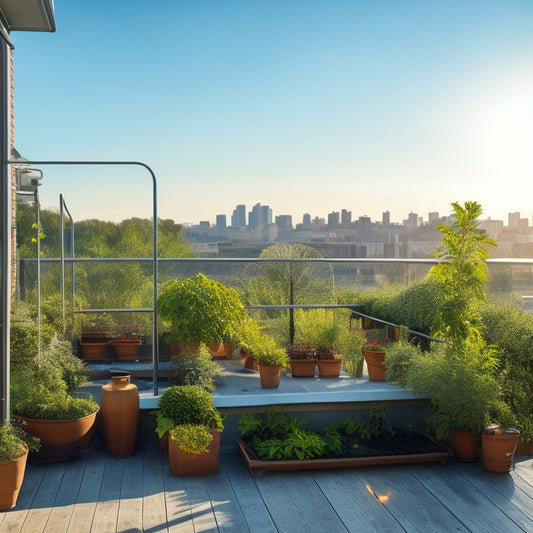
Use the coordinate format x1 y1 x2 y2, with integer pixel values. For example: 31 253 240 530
170 344 223 391
169 424 213 454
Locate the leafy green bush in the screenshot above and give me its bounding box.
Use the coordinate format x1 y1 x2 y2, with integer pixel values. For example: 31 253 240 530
168 424 213 455
384 338 423 388
156 385 224 434
0 421 40 463
169 344 223 391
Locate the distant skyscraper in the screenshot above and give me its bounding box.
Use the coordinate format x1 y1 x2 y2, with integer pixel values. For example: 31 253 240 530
407 212 418 230
328 211 340 226
216 214 227 229
275 215 292 228
341 209 352 226
260 205 272 226
303 213 311 225
508 212 520 229
428 212 440 225
231 204 246 227
249 203 261 227
382 211 390 226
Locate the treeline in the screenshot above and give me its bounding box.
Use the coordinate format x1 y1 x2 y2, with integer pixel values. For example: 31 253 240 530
16 204 193 259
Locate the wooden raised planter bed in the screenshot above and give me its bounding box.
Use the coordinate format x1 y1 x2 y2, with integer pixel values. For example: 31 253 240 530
237 438 450 472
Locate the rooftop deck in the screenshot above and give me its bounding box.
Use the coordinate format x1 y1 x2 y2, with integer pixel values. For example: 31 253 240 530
1 425 532 532
2 361 532 532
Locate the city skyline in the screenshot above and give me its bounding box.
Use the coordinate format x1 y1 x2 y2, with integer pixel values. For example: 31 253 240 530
10 1 533 225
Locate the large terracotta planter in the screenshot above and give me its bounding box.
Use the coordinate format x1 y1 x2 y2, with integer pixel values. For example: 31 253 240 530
257 364 282 389
168 429 221 477
112 340 140 361
450 430 479 462
481 426 520 473
0 446 28 511
208 341 233 359
317 358 342 378
101 371 139 457
80 342 108 360
289 359 316 377
363 349 386 382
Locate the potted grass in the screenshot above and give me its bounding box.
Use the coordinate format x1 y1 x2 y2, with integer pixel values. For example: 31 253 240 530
0 421 40 511
153 385 224 476
157 273 245 355
252 336 289 389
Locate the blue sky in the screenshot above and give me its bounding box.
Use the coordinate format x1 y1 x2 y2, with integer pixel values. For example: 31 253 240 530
11 0 533 226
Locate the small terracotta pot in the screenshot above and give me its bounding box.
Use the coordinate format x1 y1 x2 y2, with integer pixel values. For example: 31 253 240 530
317 358 342 378
0 447 28 511
257 364 282 389
289 359 316 377
481 425 520 473
112 340 140 361
363 349 386 381
450 430 479 462
240 350 257 370
209 341 233 359
168 429 221 477
80 342 108 360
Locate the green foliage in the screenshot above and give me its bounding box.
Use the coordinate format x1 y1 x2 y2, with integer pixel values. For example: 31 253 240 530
169 343 223 391
157 274 245 344
45 335 89 392
430 201 496 344
342 328 366 377
10 301 39 369
384 338 423 388
168 424 213 455
479 301 533 442
80 312 115 332
157 385 224 431
0 421 40 463
407 342 502 441
251 336 288 366
254 427 325 460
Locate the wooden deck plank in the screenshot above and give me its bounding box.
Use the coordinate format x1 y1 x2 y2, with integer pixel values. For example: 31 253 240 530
513 456 533 489
355 464 468 532
141 432 168 533
312 468 404 532
19 462 67 533
0 462 47 533
116 431 146 533
253 469 349 533
162 468 195 533
221 454 278 533
448 460 533 530
43 450 91 533
66 447 107 533
90 458 125 533
411 462 527 533
181 478 219 532
203 458 250 532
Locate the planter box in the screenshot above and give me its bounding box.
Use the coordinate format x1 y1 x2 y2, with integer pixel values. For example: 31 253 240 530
237 438 450 472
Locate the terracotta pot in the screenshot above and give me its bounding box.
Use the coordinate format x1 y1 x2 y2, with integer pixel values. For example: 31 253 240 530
208 341 233 359
516 439 533 455
168 429 221 477
21 411 98 448
0 446 28 511
257 364 282 389
112 340 140 361
450 430 479 462
481 425 520 473
240 350 257 370
80 342 108 360
101 371 139 457
317 358 342 378
363 349 386 382
289 359 316 377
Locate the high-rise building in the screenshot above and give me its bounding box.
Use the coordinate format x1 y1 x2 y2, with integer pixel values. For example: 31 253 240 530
508 212 520 229
382 211 390 226
216 214 227 228
341 209 352 226
261 205 272 226
231 204 246 227
407 212 419 230
428 212 440 225
275 215 292 228
328 211 340 226
302 213 311 225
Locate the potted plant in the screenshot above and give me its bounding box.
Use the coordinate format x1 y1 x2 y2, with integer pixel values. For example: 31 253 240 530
235 316 261 370
481 424 521 473
79 312 114 360
286 342 316 377
342 328 367 378
384 326 422 387
167 424 221 477
362 333 390 382
153 384 224 451
153 385 224 476
11 337 99 462
0 421 39 511
111 323 142 361
157 273 246 354
250 335 288 389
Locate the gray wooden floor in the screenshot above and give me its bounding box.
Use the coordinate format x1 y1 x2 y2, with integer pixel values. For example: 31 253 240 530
1 425 532 533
